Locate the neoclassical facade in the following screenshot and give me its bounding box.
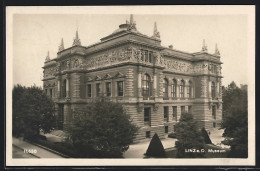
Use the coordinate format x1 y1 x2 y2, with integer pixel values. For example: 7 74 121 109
42 15 223 141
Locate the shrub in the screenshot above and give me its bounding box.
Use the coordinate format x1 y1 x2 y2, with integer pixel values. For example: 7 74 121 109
145 133 166 158
201 127 212 144
168 132 177 139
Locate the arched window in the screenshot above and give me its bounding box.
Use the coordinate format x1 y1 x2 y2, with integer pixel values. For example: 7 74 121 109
163 78 169 98
142 74 151 97
187 81 192 98
211 81 215 99
180 80 185 98
171 79 177 98
62 79 66 98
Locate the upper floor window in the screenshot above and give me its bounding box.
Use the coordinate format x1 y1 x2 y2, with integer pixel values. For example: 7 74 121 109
144 50 149 62
148 52 153 63
172 106 177 121
171 79 177 98
180 80 185 98
188 106 192 113
87 84 92 97
62 79 66 98
117 81 123 96
163 78 169 98
142 74 151 98
50 88 53 98
187 81 192 98
106 82 111 96
96 83 101 97
211 81 216 99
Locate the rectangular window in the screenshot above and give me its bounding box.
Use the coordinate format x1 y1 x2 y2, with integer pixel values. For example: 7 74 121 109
213 122 216 128
96 83 101 97
87 84 92 97
146 131 151 138
212 106 216 119
180 85 184 98
181 106 185 115
50 88 52 98
172 106 177 121
188 106 192 113
45 89 48 95
165 126 168 133
117 81 123 96
144 107 151 126
141 49 144 61
144 50 148 62
164 106 169 122
148 52 152 63
106 82 111 96
173 125 176 132
187 86 190 98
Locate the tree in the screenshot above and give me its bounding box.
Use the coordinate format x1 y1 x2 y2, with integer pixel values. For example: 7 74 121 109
145 133 165 158
175 112 205 158
12 84 56 140
68 98 138 158
221 81 248 158
201 127 212 144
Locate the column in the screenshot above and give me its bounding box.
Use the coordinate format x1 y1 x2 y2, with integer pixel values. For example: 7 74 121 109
216 81 219 98
176 79 180 99
153 74 157 97
66 74 70 98
138 72 142 97
57 77 61 98
208 81 211 98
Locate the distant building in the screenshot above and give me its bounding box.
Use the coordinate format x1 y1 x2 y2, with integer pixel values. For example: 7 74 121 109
42 15 223 141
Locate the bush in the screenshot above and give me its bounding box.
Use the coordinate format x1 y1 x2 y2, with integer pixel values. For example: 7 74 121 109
145 133 166 158
168 132 177 139
69 98 138 158
201 127 212 144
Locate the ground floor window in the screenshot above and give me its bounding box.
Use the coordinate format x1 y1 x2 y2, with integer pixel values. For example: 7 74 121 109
144 107 151 126
188 106 192 113
146 131 150 138
213 122 216 128
165 126 168 133
117 81 124 96
173 125 176 132
212 106 216 119
181 106 185 115
87 84 91 97
164 106 169 122
50 88 52 98
106 82 111 96
172 106 177 121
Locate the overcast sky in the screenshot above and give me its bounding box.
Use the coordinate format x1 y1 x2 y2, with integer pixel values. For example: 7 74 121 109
10 6 253 87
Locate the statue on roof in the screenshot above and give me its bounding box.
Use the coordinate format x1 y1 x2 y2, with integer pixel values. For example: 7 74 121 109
58 38 64 52
214 43 220 56
201 39 208 52
45 51 50 62
127 14 137 31
153 22 160 39
72 29 81 46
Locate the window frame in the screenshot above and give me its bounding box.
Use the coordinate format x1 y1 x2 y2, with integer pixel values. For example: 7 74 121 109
96 83 101 97
142 74 151 98
172 106 177 121
211 81 216 99
117 81 124 97
171 79 177 98
164 106 169 122
87 84 92 97
106 82 112 97
180 80 185 98
163 78 169 99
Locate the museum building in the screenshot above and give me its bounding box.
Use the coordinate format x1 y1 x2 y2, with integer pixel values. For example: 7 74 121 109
42 15 223 141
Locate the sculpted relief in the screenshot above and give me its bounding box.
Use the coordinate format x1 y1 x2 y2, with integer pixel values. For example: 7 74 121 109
44 67 55 78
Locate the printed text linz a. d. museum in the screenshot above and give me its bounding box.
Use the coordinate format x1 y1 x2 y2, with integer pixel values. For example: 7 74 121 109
42 15 223 141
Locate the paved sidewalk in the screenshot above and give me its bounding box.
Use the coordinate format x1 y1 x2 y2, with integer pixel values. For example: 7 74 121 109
123 137 176 158
13 137 64 158
208 128 230 149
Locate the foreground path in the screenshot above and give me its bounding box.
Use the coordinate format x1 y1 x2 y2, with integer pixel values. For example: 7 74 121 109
123 137 176 158
12 137 64 158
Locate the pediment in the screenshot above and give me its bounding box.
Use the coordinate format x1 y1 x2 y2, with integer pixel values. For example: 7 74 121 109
114 72 125 78
94 75 102 81
103 74 112 80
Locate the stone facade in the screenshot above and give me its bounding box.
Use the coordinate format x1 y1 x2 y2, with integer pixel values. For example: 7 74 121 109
42 15 223 141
